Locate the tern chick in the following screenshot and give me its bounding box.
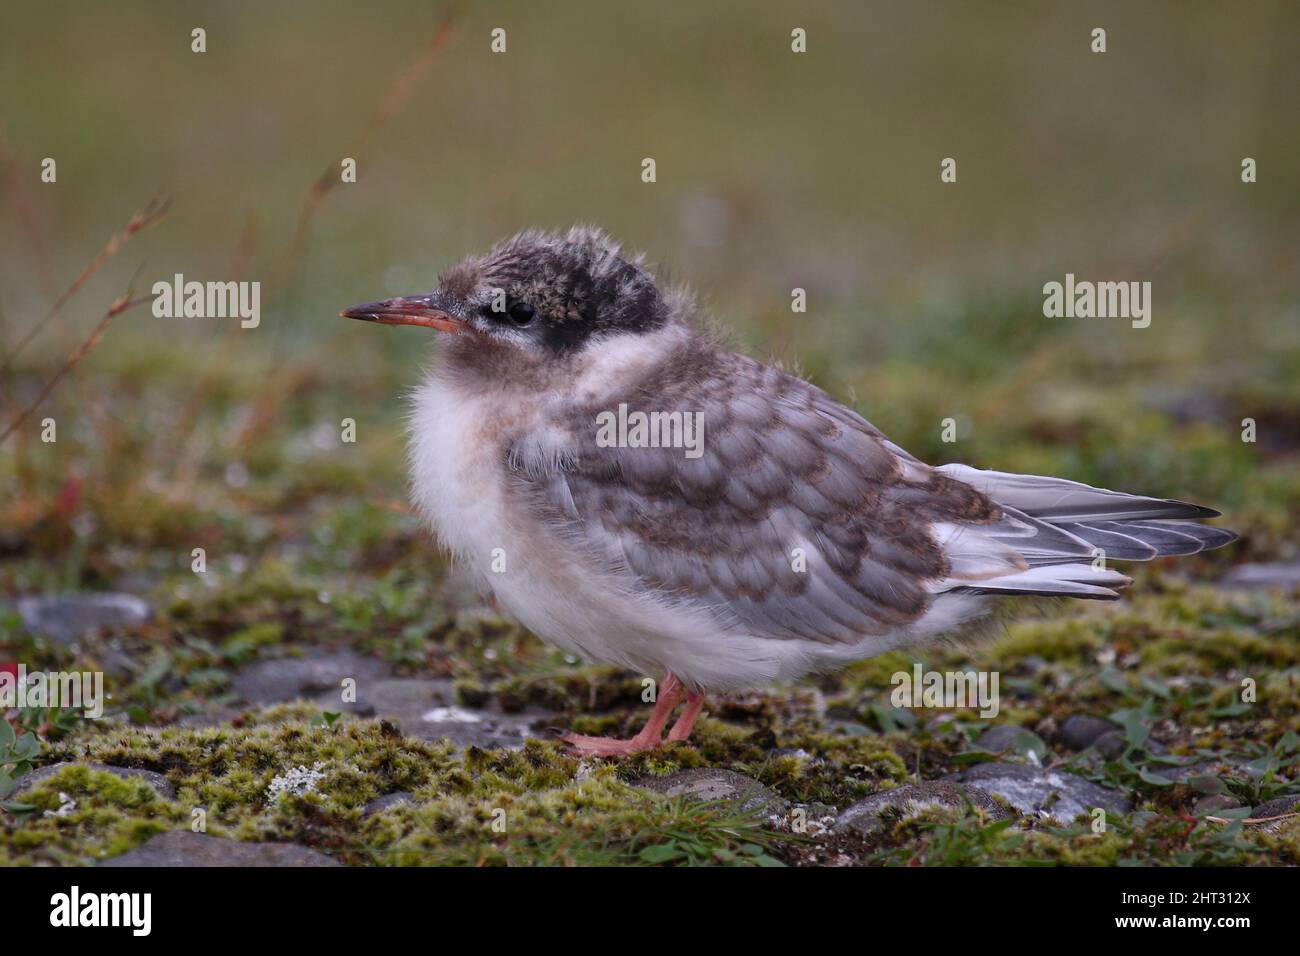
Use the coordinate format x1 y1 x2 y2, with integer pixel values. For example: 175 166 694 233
343 227 1235 756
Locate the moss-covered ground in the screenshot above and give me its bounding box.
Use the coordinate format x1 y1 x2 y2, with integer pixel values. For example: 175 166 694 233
1 346 1296 865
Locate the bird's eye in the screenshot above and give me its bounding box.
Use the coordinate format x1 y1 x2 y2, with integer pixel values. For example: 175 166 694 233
507 300 536 327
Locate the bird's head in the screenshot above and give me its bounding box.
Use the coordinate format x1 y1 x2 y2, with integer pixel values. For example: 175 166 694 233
342 227 680 367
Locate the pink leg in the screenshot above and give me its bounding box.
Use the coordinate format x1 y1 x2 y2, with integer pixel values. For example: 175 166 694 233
562 674 683 757
667 691 705 742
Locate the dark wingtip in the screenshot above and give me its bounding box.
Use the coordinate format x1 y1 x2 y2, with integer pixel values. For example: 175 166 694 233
1165 498 1221 519
1206 526 1240 549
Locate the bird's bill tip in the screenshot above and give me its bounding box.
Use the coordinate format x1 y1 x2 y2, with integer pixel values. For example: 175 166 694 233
340 294 465 333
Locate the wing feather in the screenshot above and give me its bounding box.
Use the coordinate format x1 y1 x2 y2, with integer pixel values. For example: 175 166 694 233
510 347 999 645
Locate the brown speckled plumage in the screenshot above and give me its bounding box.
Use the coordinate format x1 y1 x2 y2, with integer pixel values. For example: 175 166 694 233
348 226 1237 711
512 338 1004 644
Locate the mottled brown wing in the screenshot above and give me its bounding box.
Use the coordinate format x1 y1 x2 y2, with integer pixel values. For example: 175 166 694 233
509 348 998 644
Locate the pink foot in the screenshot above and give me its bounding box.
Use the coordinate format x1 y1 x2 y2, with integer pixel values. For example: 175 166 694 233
560 673 685 758
667 691 705 742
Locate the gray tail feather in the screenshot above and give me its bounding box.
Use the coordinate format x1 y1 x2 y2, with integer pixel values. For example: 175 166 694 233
937 465 1237 600
1057 519 1238 559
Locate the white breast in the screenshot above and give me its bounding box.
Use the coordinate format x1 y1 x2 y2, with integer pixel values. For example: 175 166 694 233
407 369 622 663
404 350 759 688
404 335 967 693
406 373 511 592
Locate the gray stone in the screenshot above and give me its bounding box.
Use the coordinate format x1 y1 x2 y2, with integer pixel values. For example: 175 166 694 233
334 678 548 750
1140 760 1220 785
835 781 1008 835
974 725 1024 753
1248 795 1300 831
783 802 839 836
948 762 1130 822
1251 795 1300 818
101 831 339 867
231 649 390 705
176 706 242 728
1060 715 1118 751
362 791 414 815
634 769 786 816
1220 562 1300 591
16 593 151 644
11 761 175 801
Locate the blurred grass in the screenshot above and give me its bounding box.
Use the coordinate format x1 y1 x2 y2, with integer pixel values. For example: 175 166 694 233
1 0 1297 581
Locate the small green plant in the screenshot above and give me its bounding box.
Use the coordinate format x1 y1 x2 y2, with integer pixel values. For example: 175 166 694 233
0 718 41 809
630 797 788 867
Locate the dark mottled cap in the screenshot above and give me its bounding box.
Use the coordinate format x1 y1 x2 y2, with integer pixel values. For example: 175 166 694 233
441 226 672 354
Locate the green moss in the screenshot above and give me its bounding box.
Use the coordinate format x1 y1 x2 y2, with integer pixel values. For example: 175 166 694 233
1 765 187 866
495 668 646 714
991 616 1104 664
2 720 800 866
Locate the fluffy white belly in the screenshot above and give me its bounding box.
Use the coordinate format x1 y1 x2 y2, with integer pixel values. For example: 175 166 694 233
406 372 985 691
407 375 630 650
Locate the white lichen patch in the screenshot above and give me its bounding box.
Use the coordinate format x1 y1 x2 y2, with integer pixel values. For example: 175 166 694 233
43 792 77 818
421 706 483 724
265 762 329 802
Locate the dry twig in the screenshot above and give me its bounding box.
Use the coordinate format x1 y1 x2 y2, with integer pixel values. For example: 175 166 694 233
0 190 171 374
0 289 153 446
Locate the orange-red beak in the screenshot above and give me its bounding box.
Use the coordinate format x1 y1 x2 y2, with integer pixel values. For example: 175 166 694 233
340 292 465 333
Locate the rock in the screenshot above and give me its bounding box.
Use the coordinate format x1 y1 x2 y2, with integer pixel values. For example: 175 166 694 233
1248 795 1300 831
1060 715 1118 751
835 781 1008 835
101 831 339 867
947 762 1130 822
781 802 839 836
15 593 151 644
231 649 390 705
1220 562 1300 591
362 792 414 815
335 678 548 750
176 706 242 728
634 769 786 816
974 725 1024 753
11 762 175 801
1140 760 1220 785
1251 795 1300 817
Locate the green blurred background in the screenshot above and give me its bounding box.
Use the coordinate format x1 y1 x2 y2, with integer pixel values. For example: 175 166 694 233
1 0 1297 580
